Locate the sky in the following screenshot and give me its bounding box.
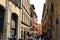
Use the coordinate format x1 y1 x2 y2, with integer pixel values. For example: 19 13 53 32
30 0 46 24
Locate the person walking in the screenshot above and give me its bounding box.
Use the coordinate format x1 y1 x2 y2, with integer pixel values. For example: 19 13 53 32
28 34 33 40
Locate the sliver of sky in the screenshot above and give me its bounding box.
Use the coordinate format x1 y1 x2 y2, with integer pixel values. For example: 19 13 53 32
30 0 46 24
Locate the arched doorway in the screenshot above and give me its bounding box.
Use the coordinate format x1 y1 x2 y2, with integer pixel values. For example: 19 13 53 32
0 5 5 39
10 13 18 40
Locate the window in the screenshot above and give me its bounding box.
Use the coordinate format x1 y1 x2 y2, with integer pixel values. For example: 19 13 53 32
17 0 21 6
10 29 15 38
10 13 18 39
24 31 26 39
28 18 29 25
23 13 24 22
27 18 28 25
26 17 28 24
56 19 59 24
10 0 21 8
22 10 23 21
30 11 32 17
11 19 16 38
51 3 54 13
30 20 32 27
25 14 27 24
21 10 23 21
21 30 24 39
11 20 16 38
24 14 25 23
11 20 15 28
22 13 23 22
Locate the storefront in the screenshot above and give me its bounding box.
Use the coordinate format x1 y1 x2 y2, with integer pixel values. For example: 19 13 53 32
21 24 30 40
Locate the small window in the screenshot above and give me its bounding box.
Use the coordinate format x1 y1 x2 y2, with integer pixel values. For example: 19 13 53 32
17 0 21 6
30 20 32 26
21 30 24 39
24 13 25 23
51 3 54 13
22 10 23 21
56 19 59 24
30 12 32 17
23 13 24 22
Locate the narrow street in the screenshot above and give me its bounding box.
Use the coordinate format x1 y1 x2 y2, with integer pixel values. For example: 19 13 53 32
0 0 60 40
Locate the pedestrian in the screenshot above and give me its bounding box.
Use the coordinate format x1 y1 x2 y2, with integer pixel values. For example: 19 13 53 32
32 36 36 40
28 34 33 40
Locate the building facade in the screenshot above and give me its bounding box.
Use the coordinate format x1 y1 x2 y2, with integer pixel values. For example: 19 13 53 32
0 0 31 40
42 3 51 40
20 0 31 40
42 3 48 34
30 5 38 37
0 0 21 40
42 0 60 40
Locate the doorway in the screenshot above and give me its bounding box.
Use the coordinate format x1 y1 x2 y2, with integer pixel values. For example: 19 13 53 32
0 5 5 39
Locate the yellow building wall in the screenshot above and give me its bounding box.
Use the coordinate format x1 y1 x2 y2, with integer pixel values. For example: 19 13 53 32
6 10 11 38
22 7 30 26
9 1 20 16
0 0 6 7
22 0 30 15
6 1 21 39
